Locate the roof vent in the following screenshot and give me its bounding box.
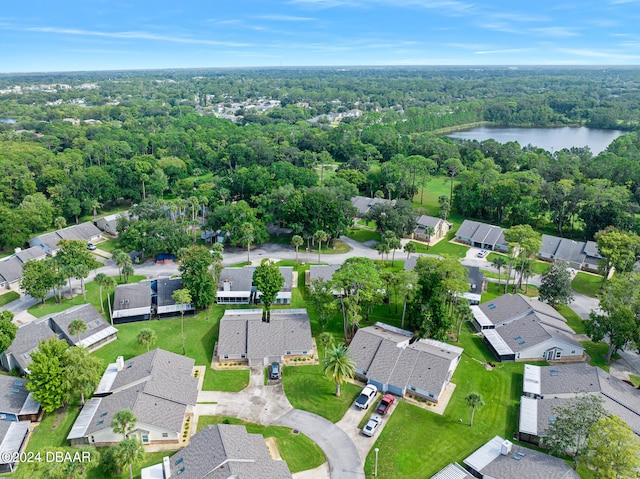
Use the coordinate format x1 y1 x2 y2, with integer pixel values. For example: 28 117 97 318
500 440 513 455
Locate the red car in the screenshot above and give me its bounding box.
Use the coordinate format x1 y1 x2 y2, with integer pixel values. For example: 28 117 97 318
375 394 395 415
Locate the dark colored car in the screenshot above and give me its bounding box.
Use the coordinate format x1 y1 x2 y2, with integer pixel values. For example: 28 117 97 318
375 394 396 415
270 362 280 380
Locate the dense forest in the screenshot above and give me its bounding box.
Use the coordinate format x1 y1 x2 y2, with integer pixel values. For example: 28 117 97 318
1 66 639 254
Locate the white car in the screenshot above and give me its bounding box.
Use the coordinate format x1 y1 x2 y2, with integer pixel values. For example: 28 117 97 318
354 384 378 409
477 249 488 258
362 415 382 437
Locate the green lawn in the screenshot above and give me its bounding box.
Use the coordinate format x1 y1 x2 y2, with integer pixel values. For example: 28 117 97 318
364 324 544 478
307 239 351 255
95 238 121 253
481 282 539 303
357 219 377 228
346 227 381 243
480 269 512 281
571 272 602 298
196 416 325 473
28 274 146 318
282 365 361 423
202 368 250 392
629 374 640 388
529 260 550 275
555 304 585 334
0 290 19 307
408 237 468 259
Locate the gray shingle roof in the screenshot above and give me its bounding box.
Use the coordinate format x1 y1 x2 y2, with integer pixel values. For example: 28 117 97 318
156 278 193 311
113 282 152 312
491 316 581 354
308 264 341 283
217 309 313 361
350 196 394 215
478 294 566 327
479 441 580 479
47 303 113 346
218 266 293 293
167 425 292 479
0 420 30 464
0 256 24 284
56 221 102 241
539 234 590 266
0 375 38 416
5 320 57 373
15 246 46 263
33 232 61 252
456 220 506 248
109 349 198 406
415 215 444 229
349 324 461 398
537 363 601 395
465 266 484 294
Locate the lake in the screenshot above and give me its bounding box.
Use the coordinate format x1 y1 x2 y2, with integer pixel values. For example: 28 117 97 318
447 126 625 155
0 118 17 124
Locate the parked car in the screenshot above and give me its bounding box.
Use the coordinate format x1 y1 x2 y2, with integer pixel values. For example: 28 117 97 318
87 243 97 251
362 415 382 437
477 249 488 258
354 384 378 409
375 394 396 415
269 362 280 380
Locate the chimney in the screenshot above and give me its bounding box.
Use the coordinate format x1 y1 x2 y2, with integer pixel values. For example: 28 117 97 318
163 457 171 478
223 280 231 292
500 440 512 455
116 356 124 371
14 247 22 253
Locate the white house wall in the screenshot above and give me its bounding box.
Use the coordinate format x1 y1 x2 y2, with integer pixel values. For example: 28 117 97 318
516 339 584 361
88 421 179 446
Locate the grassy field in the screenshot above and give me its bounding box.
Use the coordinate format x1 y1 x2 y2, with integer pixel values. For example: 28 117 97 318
28 274 147 318
0 290 19 307
283 365 362 423
408 236 468 259
364 324 545 478
481 282 538 303
346 227 381 243
196 416 325 473
95 237 121 253
357 219 377 228
307 239 351 255
572 272 602 298
202 368 250 392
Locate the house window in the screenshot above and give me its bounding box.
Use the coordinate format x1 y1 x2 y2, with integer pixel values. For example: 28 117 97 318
516 353 520 359
90 436 95 443
223 355 229 359
162 433 169 438
555 351 562 359
142 434 149 444
542 351 546 359
286 351 291 355
571 350 576 354
240 354 246 359
302 351 308 355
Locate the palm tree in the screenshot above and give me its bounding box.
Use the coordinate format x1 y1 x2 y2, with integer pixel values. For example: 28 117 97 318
94 272 108 313
385 232 402 266
425 225 436 244
113 250 131 280
376 241 390 266
88 199 101 220
122 264 134 283
73 263 90 303
318 332 335 358
314 230 328 264
115 437 146 479
240 222 255 263
137 328 157 352
111 409 137 440
291 235 304 269
322 344 355 397
491 255 508 287
68 318 87 344
465 392 485 427
172 288 192 355
104 276 117 325
403 241 417 259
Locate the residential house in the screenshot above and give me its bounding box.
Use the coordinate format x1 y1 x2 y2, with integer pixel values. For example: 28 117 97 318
0 246 47 290
140 424 293 479
216 266 293 305
1 304 116 374
470 294 584 362
455 220 508 252
68 349 198 447
0 320 56 374
156 277 195 319
217 309 313 366
537 234 602 272
518 363 640 444
29 221 102 256
348 323 463 403
463 435 579 479
350 195 395 217
0 375 41 422
413 215 451 242
94 212 130 237
47 304 117 351
0 421 30 473
305 264 343 296
112 281 153 323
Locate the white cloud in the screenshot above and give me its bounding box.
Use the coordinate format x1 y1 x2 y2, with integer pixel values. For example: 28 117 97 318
474 48 532 55
24 26 252 47
531 26 581 37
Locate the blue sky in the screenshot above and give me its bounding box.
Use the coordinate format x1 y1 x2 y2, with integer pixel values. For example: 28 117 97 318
1 0 640 72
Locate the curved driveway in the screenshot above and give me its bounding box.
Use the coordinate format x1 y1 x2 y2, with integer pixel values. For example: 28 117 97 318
276 409 366 479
